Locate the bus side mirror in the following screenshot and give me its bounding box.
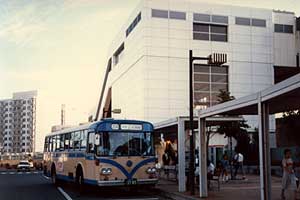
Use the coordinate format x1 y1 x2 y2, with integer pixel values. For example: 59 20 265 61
95 134 100 146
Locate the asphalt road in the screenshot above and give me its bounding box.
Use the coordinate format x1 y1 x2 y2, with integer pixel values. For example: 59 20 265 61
0 171 65 200
0 170 166 200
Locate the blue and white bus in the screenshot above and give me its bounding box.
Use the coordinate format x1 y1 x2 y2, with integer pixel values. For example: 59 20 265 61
43 119 158 188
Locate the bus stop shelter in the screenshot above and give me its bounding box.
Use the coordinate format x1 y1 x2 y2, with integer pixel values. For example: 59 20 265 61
198 73 300 200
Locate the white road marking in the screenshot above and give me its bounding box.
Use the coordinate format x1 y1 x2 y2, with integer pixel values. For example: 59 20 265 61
33 171 38 174
0 172 7 175
57 187 73 200
9 172 15 174
42 175 50 180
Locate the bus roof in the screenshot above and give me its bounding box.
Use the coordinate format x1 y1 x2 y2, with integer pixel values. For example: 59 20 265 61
45 119 154 137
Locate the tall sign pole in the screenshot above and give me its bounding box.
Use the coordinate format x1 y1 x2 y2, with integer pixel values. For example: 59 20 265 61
189 50 195 195
188 50 227 195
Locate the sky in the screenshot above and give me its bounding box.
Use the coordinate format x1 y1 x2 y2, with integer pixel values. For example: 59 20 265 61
0 0 299 152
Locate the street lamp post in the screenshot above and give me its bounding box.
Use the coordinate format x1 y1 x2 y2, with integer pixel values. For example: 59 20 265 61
188 50 227 195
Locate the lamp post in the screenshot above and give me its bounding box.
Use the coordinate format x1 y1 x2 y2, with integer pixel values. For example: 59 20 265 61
188 50 227 195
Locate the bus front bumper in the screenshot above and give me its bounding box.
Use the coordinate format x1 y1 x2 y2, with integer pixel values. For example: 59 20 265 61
98 178 158 186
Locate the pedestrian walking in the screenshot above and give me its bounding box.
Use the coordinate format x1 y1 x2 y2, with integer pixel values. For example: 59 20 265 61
233 151 245 180
281 148 297 200
221 153 229 182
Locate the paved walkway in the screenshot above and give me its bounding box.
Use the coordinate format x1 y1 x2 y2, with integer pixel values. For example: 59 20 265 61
156 175 300 200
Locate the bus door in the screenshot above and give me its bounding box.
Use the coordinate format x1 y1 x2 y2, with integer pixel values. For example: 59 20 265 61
86 131 96 180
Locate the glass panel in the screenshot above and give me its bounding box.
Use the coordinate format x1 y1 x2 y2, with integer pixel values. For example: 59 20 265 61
211 25 227 34
73 131 81 150
194 74 210 82
170 11 186 20
194 83 210 91
211 34 227 42
211 66 228 74
211 74 228 83
64 133 71 150
211 93 221 102
81 130 87 150
88 132 95 153
194 65 210 73
274 24 284 32
193 13 210 22
193 23 209 32
96 132 154 156
193 33 209 40
59 135 64 151
211 83 228 92
252 19 266 27
152 9 168 18
284 25 293 33
194 92 210 103
235 17 251 26
212 15 228 24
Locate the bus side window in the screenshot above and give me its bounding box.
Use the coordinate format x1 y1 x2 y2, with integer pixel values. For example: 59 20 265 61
50 136 54 152
70 132 74 150
64 133 71 150
44 137 48 152
74 131 80 150
56 135 60 151
81 130 87 151
60 134 64 151
88 132 95 153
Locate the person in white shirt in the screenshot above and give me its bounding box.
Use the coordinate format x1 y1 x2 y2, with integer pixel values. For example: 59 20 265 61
281 149 297 200
233 151 245 180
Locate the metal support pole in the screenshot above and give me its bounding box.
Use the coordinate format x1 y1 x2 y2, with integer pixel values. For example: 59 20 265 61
258 95 271 200
262 103 271 200
199 118 208 197
189 50 195 195
178 117 186 192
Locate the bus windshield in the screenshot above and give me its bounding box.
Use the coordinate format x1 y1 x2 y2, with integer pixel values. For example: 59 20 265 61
95 132 154 157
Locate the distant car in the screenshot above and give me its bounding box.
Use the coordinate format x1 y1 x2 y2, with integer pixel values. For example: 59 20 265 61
17 160 32 172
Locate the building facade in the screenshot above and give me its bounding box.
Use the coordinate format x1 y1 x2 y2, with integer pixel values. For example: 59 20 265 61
98 0 300 148
0 91 37 158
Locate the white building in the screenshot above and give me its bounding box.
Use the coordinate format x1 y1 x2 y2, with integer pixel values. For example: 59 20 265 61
0 91 37 158
97 0 300 148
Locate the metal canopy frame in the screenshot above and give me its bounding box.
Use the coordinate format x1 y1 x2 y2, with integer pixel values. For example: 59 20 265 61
197 73 300 199
154 116 244 193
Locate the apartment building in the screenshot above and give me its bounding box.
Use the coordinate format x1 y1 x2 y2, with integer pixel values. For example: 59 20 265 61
0 91 37 158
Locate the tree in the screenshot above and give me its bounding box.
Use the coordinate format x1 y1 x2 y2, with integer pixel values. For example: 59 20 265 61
205 90 250 178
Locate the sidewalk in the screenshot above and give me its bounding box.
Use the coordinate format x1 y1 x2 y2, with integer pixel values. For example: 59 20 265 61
155 175 300 200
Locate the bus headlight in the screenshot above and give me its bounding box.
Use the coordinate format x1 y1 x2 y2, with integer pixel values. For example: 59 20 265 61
101 168 112 175
146 167 156 174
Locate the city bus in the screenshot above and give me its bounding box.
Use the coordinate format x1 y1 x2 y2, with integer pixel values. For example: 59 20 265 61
43 119 158 188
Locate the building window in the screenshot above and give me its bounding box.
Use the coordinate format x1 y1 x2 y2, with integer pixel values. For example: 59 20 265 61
169 11 186 20
211 15 228 24
113 43 124 66
151 9 168 18
194 13 210 22
193 23 227 42
275 24 293 34
126 12 141 37
251 18 266 27
193 65 229 107
235 17 251 26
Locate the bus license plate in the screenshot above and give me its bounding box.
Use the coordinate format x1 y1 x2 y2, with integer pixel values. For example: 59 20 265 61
125 179 137 185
